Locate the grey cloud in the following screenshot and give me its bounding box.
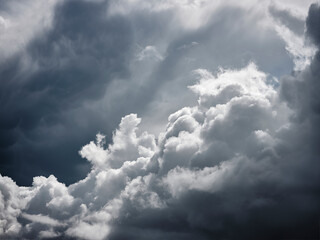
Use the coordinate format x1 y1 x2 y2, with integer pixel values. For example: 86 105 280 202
0 1 320 240
0 0 134 185
1 53 319 239
134 5 294 133
282 3 320 122
269 4 305 36
109 58 319 240
306 3 320 47
0 0 298 187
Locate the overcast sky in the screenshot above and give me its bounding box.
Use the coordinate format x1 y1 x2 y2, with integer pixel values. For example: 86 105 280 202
0 0 320 239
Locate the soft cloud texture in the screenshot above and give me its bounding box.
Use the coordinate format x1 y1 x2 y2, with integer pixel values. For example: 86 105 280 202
1 0 313 185
1 1 320 240
0 0 63 62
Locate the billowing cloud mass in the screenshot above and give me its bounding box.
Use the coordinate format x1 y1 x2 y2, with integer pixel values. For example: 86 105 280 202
1 0 320 240
1 0 315 185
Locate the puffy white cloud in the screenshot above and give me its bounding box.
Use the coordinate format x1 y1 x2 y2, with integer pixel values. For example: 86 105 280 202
0 2 319 240
1 54 318 239
1 0 312 187
0 175 23 236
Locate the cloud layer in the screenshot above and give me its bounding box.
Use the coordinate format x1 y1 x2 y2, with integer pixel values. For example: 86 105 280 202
1 1 320 240
0 0 313 185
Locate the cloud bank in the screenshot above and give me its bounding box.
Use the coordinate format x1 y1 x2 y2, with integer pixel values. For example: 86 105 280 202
1 0 314 186
1 1 320 240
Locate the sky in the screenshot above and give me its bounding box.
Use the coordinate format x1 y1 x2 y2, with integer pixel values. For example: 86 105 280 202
0 0 319 239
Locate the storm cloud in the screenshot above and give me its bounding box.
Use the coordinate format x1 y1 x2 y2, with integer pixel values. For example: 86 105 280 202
0 1 320 240
0 0 134 184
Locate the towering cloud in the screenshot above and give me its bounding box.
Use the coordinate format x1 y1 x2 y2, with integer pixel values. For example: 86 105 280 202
1 0 312 186
1 1 320 240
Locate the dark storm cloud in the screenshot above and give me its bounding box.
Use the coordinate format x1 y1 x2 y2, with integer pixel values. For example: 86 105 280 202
101 5 320 239
109 51 320 240
1 1 320 240
0 0 134 185
307 3 320 47
283 3 320 123
0 0 297 186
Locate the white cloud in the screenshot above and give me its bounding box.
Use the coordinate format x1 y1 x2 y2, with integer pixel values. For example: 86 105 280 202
0 1 319 239
1 57 317 239
0 0 63 63
22 213 66 227
268 4 317 71
0 175 23 236
137 46 164 61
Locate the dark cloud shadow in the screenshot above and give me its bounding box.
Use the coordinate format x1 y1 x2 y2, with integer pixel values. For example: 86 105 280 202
0 0 134 185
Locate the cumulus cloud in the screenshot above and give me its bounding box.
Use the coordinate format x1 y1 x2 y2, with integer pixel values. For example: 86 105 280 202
1 27 320 240
1 0 314 186
1 1 320 240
